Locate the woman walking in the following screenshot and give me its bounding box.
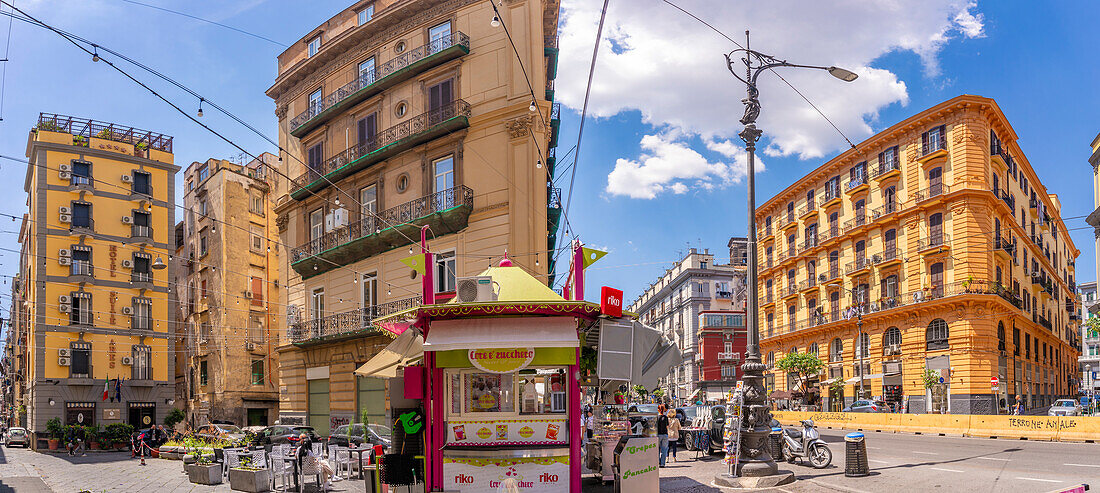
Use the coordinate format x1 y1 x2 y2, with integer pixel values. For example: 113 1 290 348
666 409 681 463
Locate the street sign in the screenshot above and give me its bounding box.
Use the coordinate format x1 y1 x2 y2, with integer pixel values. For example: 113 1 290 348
991 376 999 390
938 377 944 384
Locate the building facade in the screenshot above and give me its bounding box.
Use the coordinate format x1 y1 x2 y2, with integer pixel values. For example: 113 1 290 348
696 310 747 402
20 113 177 439
1078 282 1098 393
173 154 282 428
266 0 560 435
629 248 747 403
756 95 1080 414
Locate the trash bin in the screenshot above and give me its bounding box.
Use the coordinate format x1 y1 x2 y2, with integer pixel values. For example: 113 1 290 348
844 432 869 477
769 427 783 460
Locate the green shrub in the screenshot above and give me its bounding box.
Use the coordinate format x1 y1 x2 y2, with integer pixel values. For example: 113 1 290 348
46 418 64 439
105 423 134 442
164 408 185 429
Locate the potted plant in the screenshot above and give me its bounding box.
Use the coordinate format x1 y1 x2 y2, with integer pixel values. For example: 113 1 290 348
229 456 272 492
105 423 133 450
73 135 88 147
185 454 223 485
613 390 626 405
46 418 63 450
86 425 101 450
95 128 113 139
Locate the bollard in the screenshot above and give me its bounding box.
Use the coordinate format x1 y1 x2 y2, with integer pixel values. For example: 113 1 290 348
844 432 869 477
769 427 783 461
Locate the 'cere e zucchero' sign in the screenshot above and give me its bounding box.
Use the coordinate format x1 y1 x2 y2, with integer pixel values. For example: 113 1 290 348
469 348 536 373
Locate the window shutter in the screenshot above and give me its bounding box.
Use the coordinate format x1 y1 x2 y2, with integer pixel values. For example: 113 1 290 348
251 277 264 306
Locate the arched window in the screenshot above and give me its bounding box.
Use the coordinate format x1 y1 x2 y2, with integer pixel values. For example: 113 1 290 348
927 318 949 350
997 322 1006 351
830 338 843 362
883 327 901 353
808 342 819 356
789 347 797 355
766 351 774 367
857 333 870 358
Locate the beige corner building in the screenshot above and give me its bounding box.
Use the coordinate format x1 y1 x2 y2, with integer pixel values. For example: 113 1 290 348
756 95 1080 414
266 0 561 434
172 153 282 427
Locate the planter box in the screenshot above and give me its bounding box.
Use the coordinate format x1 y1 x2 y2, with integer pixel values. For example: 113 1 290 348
229 468 271 492
185 463 223 485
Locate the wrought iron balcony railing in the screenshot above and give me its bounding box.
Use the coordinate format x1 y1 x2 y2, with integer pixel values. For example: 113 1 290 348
818 226 840 244
917 233 950 251
843 215 867 233
818 188 840 207
289 32 471 133
870 157 900 179
922 134 947 156
914 183 949 202
71 262 93 277
845 175 867 191
871 202 897 221
993 236 1014 256
36 113 173 152
288 296 422 343
131 271 152 284
292 100 471 193
875 247 902 265
131 225 153 239
845 257 870 275
291 185 473 263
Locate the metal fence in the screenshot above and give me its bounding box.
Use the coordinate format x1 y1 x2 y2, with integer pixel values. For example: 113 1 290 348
288 296 422 342
36 113 172 152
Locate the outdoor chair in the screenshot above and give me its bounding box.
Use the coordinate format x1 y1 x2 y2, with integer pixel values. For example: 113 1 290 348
330 446 352 479
379 454 422 493
250 449 267 470
269 451 293 491
224 449 242 478
298 455 324 491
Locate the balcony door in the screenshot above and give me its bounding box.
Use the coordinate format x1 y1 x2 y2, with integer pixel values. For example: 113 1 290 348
829 212 838 237
357 113 377 152
884 186 896 210
930 262 944 298
428 79 454 124
929 213 943 246
360 185 377 230
884 229 896 256
434 156 455 208
311 288 325 335
310 208 324 242
929 167 943 196
429 21 452 53
358 57 376 86
361 273 377 322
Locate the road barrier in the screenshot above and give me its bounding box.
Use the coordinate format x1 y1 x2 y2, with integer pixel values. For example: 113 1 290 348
770 411 1100 442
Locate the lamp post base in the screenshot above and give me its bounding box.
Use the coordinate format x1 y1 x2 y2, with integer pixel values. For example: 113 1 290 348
713 471 796 489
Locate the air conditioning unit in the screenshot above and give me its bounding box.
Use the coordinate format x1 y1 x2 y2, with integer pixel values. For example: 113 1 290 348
121 306 133 315
245 341 256 351
121 174 133 183
887 344 900 355
59 206 71 215
456 276 497 303
58 356 70 366
59 163 71 172
58 348 70 357
59 295 71 304
120 356 132 365
332 208 349 228
121 259 133 269
59 214 71 223
59 171 71 180
59 248 71 257
59 304 71 313
243 291 252 299
121 216 133 224
59 257 71 266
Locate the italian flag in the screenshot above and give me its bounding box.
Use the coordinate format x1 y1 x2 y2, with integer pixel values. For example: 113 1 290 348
102 377 109 401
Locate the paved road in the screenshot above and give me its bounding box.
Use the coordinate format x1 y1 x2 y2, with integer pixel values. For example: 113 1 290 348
0 444 372 492
583 428 1098 492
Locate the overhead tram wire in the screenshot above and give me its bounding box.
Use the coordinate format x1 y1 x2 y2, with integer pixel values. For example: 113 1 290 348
660 0 857 149
116 0 288 47
0 0 14 122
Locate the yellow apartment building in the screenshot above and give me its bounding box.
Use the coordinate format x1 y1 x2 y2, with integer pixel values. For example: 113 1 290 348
266 0 561 434
173 153 282 428
756 95 1080 414
21 113 178 441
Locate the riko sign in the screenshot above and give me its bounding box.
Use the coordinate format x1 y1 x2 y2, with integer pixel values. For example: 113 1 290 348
601 286 623 318
468 348 536 373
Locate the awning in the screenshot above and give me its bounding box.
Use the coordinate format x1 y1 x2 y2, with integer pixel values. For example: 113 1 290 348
845 373 884 383
423 316 578 352
354 329 424 379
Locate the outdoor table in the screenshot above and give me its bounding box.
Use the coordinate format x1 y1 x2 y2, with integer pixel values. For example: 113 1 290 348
347 447 371 479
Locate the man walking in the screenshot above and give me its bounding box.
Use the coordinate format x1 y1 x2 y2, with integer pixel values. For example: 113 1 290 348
1012 395 1025 415
656 409 670 467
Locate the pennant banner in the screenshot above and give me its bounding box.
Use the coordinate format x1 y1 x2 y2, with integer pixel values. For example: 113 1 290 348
581 247 607 269
401 254 427 274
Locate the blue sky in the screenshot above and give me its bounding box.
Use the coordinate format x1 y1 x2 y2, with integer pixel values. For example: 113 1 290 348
0 0 1095 318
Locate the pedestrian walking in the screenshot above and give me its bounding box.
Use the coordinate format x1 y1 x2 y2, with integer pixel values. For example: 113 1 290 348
666 409 681 463
656 410 670 467
583 410 595 440
1012 395 1024 415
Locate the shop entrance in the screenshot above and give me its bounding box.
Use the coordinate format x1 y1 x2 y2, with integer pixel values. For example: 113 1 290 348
308 378 330 436
66 402 96 426
129 402 156 428
828 386 844 411
246 408 268 427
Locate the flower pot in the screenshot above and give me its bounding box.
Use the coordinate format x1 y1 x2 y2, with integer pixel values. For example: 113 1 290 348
48 439 59 450
229 468 272 492
185 463 223 485
89 442 101 450
114 442 128 451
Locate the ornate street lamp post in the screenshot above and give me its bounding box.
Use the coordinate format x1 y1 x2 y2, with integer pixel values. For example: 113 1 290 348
717 31 856 486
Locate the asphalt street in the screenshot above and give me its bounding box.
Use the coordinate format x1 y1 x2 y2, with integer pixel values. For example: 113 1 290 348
584 428 1099 492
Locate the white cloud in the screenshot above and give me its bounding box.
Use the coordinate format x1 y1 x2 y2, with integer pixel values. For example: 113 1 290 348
558 0 986 195
605 133 757 199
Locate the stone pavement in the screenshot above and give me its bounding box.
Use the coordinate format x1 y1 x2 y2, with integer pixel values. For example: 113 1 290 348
0 444 373 493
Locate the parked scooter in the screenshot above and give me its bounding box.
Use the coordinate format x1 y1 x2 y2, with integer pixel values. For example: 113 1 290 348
779 419 832 469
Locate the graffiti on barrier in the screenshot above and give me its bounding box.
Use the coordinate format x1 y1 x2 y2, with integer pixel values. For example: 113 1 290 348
1005 418 1078 430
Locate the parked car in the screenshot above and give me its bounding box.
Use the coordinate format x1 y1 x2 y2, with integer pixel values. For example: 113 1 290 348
627 403 660 434
328 423 392 450
253 425 320 445
843 400 888 413
5 427 29 447
1048 399 1082 416
195 423 245 443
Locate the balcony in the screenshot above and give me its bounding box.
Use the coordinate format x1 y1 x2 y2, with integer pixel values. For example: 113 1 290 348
815 225 839 246
70 262 93 279
291 100 471 200
289 32 471 137
778 212 797 231
1029 197 1039 212
842 214 868 234
917 134 948 163
914 183 949 203
1030 272 1044 287
547 186 562 249
798 237 818 253
998 190 1015 210
990 140 1006 167
757 224 773 241
36 112 173 153
781 284 799 300
798 203 817 220
1038 315 1052 331
821 267 841 284
845 257 871 276
993 236 1014 260
871 158 901 181
718 352 738 361
818 188 842 209
799 278 818 293
870 202 897 222
917 233 950 254
131 271 152 286
762 291 775 307
549 102 561 148
290 185 474 278
845 176 868 195
715 290 733 299
874 247 903 268
131 225 153 242
287 296 422 344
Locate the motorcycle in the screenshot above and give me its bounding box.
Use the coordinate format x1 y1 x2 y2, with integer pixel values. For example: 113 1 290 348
780 419 832 469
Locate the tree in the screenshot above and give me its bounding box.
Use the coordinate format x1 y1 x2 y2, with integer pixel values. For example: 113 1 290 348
773 352 824 397
632 384 649 402
164 408 185 429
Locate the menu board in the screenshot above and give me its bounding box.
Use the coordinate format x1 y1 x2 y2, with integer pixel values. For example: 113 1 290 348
443 456 568 493
447 417 567 446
